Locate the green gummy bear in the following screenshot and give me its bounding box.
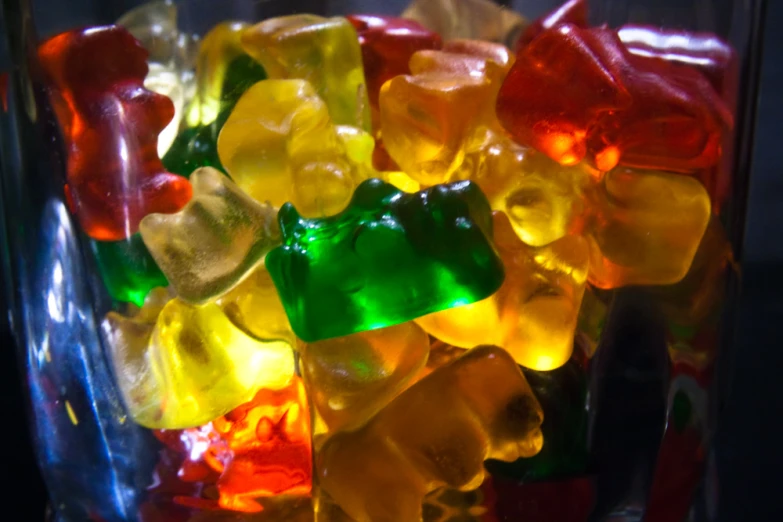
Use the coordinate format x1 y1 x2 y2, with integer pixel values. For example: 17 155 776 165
266 178 505 342
162 54 266 178
90 233 168 307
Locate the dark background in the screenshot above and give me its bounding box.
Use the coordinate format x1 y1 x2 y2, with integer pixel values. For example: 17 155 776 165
1 0 782 519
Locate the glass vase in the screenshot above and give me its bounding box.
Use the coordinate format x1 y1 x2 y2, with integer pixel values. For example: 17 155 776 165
0 0 765 521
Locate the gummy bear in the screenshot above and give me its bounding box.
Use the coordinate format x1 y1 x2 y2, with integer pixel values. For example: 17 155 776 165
299 321 430 434
184 22 259 128
515 0 587 50
90 233 167 307
335 125 379 181
266 178 505 342
241 15 371 131
463 131 591 247
347 14 442 123
381 39 514 187
575 167 711 288
116 0 198 156
617 25 738 210
317 346 543 522
167 377 312 513
102 288 295 429
217 266 295 345
497 24 733 173
618 25 737 99
410 39 514 82
38 25 192 240
402 0 528 47
417 212 589 371
422 340 469 378
140 167 280 305
163 22 267 178
218 79 371 218
485 353 590 482
380 72 495 185
457 130 710 288
648 216 734 326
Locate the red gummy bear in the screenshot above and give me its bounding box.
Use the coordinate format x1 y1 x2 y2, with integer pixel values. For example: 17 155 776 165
619 26 739 210
159 378 313 514
618 25 737 100
347 15 442 111
38 26 192 241
497 24 733 173
516 0 587 51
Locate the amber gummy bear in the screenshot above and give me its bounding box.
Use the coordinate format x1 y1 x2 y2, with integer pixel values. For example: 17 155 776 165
418 212 589 371
381 39 513 186
317 346 543 522
38 25 192 240
380 72 495 185
576 167 712 288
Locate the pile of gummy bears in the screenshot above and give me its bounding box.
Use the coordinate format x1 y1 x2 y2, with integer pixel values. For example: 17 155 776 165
35 0 739 520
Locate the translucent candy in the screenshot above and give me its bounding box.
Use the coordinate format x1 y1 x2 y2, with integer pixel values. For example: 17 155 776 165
217 267 296 345
299 321 430 434
317 346 543 522
139 167 280 305
217 79 370 218
577 167 712 288
418 212 589 371
116 0 198 155
380 73 494 185
241 15 371 130
102 289 295 429
266 179 504 342
402 0 528 47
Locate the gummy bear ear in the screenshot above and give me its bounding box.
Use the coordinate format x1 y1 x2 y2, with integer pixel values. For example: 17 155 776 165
350 178 402 209
450 180 495 241
277 203 304 241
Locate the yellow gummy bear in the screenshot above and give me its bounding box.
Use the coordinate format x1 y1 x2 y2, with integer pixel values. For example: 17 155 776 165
185 21 250 127
116 0 197 155
578 167 712 288
217 266 295 345
417 212 589 371
140 167 280 305
102 288 295 430
464 130 591 247
299 321 430 435
241 15 370 131
218 79 371 217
